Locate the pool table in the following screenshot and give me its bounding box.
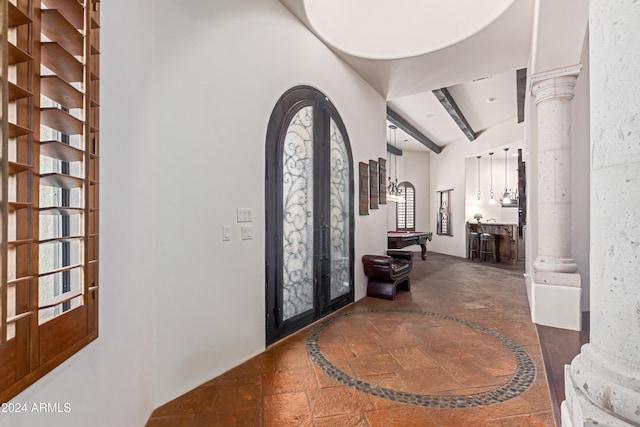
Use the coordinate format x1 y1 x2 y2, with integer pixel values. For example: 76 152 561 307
387 231 433 260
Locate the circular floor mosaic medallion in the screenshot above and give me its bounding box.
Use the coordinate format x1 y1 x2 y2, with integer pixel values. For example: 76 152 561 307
306 309 536 408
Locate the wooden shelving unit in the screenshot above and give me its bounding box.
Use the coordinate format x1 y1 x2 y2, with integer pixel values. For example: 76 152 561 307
1 0 101 402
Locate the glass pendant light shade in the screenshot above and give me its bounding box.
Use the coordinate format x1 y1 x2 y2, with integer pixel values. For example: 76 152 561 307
476 156 482 205
488 152 496 204
387 125 405 203
502 148 511 204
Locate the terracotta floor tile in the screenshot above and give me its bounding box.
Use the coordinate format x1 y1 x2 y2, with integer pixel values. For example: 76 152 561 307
390 346 438 370
397 367 464 394
319 343 357 360
263 367 318 395
348 353 403 377
365 407 438 427
151 386 217 417
274 346 312 371
314 413 370 427
263 392 312 427
220 351 276 379
313 363 344 389
485 411 555 427
309 386 375 418
210 376 262 411
191 407 261 427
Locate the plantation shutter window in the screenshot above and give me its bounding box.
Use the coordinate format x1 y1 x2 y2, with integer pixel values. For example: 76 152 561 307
395 182 415 232
1 0 100 401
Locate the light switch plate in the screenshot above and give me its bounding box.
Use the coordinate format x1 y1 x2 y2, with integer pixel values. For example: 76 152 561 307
241 225 253 240
222 226 231 241
237 208 253 223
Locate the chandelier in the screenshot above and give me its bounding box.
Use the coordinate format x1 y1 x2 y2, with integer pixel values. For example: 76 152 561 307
387 124 405 203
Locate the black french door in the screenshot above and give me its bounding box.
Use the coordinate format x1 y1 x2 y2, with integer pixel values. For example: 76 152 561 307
265 86 354 345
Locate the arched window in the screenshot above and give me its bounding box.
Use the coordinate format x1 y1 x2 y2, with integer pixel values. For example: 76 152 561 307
396 182 415 231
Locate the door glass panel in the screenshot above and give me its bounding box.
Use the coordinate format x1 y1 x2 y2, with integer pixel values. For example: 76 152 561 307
329 118 350 300
282 106 314 320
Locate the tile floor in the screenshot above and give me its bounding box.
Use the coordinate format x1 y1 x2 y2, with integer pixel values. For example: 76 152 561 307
147 253 554 426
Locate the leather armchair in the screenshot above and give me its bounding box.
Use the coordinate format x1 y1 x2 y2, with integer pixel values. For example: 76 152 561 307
362 250 413 300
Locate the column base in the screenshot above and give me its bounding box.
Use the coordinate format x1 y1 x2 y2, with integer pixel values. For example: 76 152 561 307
562 364 639 426
564 344 640 425
531 271 581 330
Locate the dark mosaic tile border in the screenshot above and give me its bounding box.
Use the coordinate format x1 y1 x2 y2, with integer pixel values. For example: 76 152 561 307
306 309 536 408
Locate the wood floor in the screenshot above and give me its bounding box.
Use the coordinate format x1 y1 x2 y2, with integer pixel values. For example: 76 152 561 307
536 313 590 426
146 252 587 427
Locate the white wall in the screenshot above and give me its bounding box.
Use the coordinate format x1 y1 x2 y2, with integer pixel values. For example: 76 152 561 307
151 0 387 408
386 150 431 235
429 120 525 257
1 1 157 426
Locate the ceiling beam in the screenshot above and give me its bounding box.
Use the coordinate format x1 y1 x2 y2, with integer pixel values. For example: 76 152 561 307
387 143 402 156
432 87 477 141
386 107 442 154
516 68 527 123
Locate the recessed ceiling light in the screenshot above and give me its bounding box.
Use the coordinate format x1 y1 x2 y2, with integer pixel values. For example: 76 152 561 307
486 97 497 103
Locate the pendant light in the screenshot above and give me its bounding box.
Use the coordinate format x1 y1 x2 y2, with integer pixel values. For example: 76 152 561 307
502 148 511 204
387 125 405 203
488 152 496 204
476 155 482 205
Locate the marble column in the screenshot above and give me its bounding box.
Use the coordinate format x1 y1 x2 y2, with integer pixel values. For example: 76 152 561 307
562 1 640 425
529 66 583 330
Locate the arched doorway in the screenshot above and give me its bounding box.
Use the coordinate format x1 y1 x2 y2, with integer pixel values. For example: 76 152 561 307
265 86 354 344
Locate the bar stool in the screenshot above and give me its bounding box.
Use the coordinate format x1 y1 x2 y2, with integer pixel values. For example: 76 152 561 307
468 232 480 260
479 233 498 262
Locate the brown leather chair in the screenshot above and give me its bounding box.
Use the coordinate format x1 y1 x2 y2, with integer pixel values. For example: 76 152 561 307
362 250 413 300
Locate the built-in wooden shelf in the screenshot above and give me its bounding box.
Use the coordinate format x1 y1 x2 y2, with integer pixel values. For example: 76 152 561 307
8 201 33 213
40 140 84 162
39 206 83 215
40 107 83 135
41 42 83 83
8 2 32 27
8 42 33 65
8 82 33 102
41 9 83 56
91 44 99 55
91 15 100 29
8 122 34 138
41 75 83 109
8 161 33 175
42 0 84 29
7 239 34 248
89 180 99 185
40 172 84 189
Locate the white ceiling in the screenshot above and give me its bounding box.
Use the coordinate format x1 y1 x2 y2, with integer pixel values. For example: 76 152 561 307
279 0 588 154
